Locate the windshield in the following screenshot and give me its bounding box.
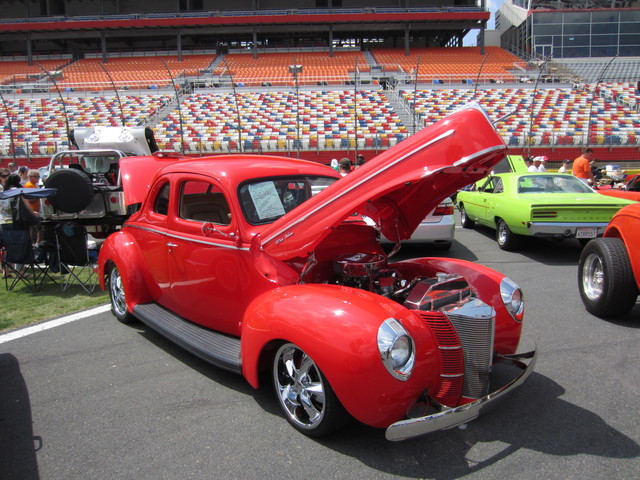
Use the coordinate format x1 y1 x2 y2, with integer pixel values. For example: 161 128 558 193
239 175 338 225
517 175 593 194
82 155 118 174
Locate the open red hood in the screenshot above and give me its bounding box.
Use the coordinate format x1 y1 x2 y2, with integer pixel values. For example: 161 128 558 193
257 103 507 260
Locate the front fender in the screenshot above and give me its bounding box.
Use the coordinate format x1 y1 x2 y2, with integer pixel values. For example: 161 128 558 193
97 230 153 312
241 283 441 428
393 257 523 354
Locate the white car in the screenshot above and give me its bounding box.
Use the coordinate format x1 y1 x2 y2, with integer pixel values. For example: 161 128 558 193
367 197 455 249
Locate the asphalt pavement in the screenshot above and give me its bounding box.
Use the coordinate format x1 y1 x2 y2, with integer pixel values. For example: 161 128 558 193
2 217 639 480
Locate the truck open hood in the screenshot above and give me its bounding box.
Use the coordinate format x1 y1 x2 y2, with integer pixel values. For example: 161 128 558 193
257 103 507 260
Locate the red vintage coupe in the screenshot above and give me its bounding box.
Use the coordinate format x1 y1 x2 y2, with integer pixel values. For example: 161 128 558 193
98 103 536 441
579 202 640 317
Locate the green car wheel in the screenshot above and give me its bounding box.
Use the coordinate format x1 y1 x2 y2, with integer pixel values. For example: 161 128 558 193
459 204 475 229
496 218 520 251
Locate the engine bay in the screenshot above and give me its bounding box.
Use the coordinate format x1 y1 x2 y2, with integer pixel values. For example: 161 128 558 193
331 252 473 311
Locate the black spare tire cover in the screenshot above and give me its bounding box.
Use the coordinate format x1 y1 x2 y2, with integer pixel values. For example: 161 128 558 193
45 168 94 213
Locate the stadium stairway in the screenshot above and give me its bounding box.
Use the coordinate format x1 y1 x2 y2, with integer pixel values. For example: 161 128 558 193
384 89 418 135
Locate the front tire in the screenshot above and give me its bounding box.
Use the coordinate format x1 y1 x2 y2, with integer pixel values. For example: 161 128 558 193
273 343 349 437
578 238 638 318
108 266 136 324
496 218 520 251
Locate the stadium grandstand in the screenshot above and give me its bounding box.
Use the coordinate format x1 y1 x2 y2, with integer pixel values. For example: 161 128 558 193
0 0 639 169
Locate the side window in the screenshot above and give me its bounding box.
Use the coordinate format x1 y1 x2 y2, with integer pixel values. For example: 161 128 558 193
493 177 504 194
154 182 170 216
480 177 496 194
179 180 231 225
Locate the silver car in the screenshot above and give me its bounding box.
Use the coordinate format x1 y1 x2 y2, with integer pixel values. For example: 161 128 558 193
369 197 456 249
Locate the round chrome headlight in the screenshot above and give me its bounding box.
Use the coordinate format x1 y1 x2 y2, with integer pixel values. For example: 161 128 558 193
500 277 524 321
377 318 415 381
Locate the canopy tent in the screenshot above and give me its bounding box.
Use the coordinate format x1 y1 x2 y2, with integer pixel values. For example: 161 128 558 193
0 188 57 200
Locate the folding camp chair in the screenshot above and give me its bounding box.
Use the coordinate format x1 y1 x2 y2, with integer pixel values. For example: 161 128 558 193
54 221 97 294
1 227 57 292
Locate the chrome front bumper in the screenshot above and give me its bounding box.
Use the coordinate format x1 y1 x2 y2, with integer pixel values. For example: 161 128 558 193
528 222 608 237
385 349 537 441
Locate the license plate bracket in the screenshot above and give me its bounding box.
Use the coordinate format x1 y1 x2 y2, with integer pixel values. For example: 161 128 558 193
576 227 598 238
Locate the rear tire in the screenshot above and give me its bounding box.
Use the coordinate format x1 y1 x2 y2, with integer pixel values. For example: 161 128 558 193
108 265 136 324
459 204 475 229
496 218 520 251
578 238 638 318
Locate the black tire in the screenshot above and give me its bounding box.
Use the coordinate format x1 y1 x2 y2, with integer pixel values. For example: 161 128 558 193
108 265 136 324
272 343 350 437
496 218 520 251
45 168 94 213
459 204 475 229
578 238 638 318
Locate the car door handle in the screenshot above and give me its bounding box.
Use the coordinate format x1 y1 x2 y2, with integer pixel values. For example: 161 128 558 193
167 242 178 247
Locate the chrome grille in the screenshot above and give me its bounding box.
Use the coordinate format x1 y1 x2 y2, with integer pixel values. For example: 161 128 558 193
443 298 495 399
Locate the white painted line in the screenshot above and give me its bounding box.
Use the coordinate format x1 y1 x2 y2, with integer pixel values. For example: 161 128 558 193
0 304 111 344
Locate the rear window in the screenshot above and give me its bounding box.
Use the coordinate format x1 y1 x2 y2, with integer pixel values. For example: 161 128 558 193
517 175 593 194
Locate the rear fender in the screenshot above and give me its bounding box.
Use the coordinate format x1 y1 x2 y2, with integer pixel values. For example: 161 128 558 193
241 284 440 428
98 231 153 311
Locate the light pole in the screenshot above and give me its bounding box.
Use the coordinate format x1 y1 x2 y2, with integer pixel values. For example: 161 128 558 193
289 64 303 158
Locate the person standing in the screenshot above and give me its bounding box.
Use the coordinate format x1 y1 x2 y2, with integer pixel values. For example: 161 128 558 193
558 159 571 173
535 155 548 172
18 166 29 186
338 158 352 176
354 154 365 169
23 170 41 213
526 157 538 172
572 148 596 187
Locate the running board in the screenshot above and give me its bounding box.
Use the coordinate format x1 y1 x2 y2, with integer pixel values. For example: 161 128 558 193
133 303 242 374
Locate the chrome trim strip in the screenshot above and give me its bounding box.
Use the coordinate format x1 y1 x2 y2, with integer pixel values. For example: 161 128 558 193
127 224 249 251
440 373 464 378
385 349 537 441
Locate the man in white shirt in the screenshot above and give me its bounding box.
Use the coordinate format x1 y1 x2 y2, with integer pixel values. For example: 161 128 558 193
532 156 547 172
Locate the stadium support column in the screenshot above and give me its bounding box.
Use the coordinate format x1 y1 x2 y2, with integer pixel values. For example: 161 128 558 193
101 33 107 63
404 26 410 56
329 26 334 58
253 29 258 59
177 30 182 61
26 33 33 65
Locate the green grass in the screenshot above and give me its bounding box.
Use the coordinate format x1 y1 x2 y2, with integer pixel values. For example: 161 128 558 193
0 269 108 332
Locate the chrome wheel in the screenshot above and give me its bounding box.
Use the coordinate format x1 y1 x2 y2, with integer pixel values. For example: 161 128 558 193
581 252 604 301
272 343 348 436
459 204 474 229
578 238 638 318
274 343 325 429
496 218 519 251
109 266 134 323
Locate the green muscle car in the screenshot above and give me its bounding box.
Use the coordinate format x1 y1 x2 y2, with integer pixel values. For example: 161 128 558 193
456 172 634 251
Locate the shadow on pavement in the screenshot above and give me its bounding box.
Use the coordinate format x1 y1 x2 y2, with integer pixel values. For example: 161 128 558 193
0 353 41 480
